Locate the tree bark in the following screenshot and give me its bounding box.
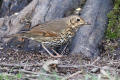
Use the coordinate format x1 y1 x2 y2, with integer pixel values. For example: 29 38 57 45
0 0 113 58
0 0 82 48
0 0 82 35
70 0 113 58
0 0 31 17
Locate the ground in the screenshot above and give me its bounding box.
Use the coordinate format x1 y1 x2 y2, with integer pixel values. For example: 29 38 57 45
0 42 119 80
0 0 119 80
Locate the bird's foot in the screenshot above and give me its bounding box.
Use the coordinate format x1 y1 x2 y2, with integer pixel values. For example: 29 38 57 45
41 43 62 58
51 49 62 58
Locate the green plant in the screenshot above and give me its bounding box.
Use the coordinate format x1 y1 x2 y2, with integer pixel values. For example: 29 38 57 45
84 74 98 80
0 72 22 80
16 72 22 79
0 74 9 80
38 71 61 80
106 0 120 39
0 0 3 9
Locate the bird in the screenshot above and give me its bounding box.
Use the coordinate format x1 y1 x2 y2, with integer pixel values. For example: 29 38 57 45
8 15 88 58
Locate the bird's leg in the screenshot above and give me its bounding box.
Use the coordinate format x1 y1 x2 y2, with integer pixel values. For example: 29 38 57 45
17 37 25 42
51 49 62 57
41 43 62 58
41 43 55 57
61 42 69 55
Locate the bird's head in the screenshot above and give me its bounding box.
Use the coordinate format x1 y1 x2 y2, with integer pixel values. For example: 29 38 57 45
67 15 88 29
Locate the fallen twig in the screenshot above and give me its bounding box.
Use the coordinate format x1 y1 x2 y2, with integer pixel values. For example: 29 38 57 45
91 57 100 65
62 70 83 80
0 63 42 68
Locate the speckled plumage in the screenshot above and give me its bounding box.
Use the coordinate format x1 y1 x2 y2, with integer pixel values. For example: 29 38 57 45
12 15 87 57
17 15 86 47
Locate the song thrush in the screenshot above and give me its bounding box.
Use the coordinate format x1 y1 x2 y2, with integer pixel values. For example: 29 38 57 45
10 15 88 58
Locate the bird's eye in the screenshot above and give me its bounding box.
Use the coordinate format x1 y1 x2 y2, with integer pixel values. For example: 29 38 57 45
77 18 80 21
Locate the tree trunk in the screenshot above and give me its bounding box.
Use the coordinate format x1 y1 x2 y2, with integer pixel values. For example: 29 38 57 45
0 0 31 17
70 0 113 58
0 0 82 49
0 0 113 58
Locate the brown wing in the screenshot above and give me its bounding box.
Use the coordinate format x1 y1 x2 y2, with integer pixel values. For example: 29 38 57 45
26 29 58 37
27 18 68 35
20 18 69 38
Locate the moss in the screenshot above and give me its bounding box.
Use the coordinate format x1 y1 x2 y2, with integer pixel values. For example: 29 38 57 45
0 0 3 8
105 0 120 39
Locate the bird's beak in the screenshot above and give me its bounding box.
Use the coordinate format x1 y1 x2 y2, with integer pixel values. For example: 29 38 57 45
84 22 91 25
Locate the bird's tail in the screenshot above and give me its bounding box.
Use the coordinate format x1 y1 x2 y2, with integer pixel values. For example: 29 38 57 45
4 33 24 38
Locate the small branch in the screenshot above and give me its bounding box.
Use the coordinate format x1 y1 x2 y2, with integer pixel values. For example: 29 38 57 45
91 57 100 65
20 69 63 78
62 70 83 80
0 63 42 68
